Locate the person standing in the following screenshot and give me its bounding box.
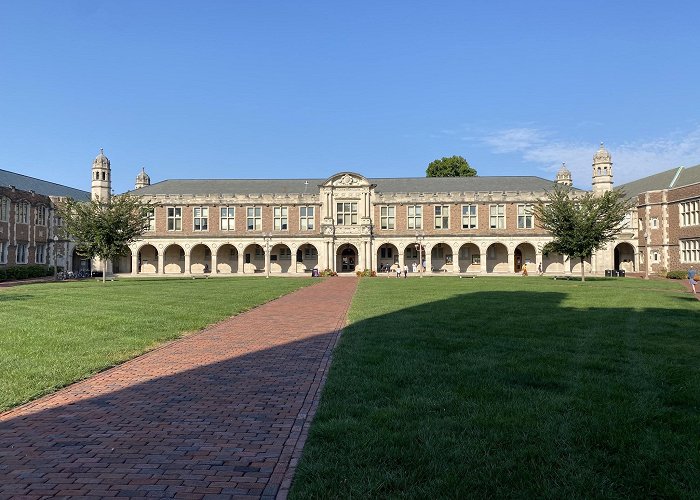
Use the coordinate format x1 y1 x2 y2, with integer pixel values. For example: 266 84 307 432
522 263 528 277
403 264 408 278
689 266 697 293
396 265 402 278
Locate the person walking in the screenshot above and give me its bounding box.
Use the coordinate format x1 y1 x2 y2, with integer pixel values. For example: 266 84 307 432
689 266 697 293
403 264 408 278
396 265 402 278
522 263 528 277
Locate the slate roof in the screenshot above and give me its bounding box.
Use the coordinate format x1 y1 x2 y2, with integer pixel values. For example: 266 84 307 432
0 168 90 201
129 175 564 196
617 163 700 198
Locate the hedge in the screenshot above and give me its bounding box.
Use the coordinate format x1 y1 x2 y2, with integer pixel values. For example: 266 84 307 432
666 270 691 280
0 265 54 282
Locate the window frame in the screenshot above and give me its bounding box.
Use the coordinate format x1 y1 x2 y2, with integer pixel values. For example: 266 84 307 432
299 206 315 231
220 206 235 231
0 196 9 222
517 204 533 229
16 242 28 264
247 206 262 231
0 240 8 264
193 206 209 231
680 199 699 227
489 204 506 229
16 201 29 224
336 202 358 226
434 205 450 230
35 244 46 264
461 204 477 229
273 206 288 231
407 204 422 230
380 205 396 230
166 206 183 231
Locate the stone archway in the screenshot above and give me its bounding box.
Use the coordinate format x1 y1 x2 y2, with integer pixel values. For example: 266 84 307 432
216 244 238 274
336 243 358 273
242 244 265 274
377 243 399 272
163 244 185 274
514 243 536 273
71 248 91 273
190 244 212 274
296 244 319 273
614 242 636 272
542 252 566 274
458 243 481 273
430 242 452 272
486 243 508 273
137 244 158 274
404 243 422 273
270 244 293 274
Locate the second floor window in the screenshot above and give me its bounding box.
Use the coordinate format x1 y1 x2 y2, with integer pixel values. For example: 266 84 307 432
274 206 288 230
680 199 699 227
300 206 315 230
146 208 155 231
247 206 262 230
490 204 505 229
221 207 235 230
407 205 422 230
193 207 208 231
336 202 358 225
0 197 8 222
380 206 395 230
16 202 29 224
681 238 700 263
517 204 533 229
462 205 477 229
434 205 449 229
36 205 48 226
167 207 182 231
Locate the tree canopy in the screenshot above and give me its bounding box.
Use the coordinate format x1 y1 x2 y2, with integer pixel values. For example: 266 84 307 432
426 156 477 177
532 186 634 281
57 195 152 282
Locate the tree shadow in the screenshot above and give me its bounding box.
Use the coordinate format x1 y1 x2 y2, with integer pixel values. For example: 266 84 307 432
0 294 34 302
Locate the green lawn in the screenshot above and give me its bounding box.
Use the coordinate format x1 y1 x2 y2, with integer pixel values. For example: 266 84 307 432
0 277 309 412
291 277 700 498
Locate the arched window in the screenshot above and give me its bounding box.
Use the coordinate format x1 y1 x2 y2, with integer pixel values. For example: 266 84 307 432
0 196 9 221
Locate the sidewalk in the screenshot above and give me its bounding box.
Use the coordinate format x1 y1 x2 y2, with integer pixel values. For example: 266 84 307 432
0 277 358 499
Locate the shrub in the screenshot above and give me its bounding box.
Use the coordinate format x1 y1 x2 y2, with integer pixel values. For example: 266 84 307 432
320 268 338 277
0 265 52 281
667 270 689 280
356 269 377 277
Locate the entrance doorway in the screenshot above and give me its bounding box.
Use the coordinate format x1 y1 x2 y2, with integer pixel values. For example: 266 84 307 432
338 245 357 272
514 248 523 272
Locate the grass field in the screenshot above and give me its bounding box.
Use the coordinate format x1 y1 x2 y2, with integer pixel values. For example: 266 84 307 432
291 277 700 498
0 277 309 412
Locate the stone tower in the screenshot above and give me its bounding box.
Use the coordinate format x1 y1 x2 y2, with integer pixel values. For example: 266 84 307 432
135 167 151 189
91 149 111 202
592 142 613 196
555 162 573 186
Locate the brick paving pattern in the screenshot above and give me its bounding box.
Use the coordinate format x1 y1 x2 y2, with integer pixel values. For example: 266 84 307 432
0 277 357 499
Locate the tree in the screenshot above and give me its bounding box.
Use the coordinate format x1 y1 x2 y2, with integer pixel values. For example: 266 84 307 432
532 186 634 282
426 155 477 177
57 195 152 283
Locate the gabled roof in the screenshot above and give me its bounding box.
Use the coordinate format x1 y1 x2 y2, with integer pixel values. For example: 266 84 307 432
617 164 700 198
0 168 90 201
127 175 568 196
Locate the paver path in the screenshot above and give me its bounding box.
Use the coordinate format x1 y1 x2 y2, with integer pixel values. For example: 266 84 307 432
0 277 358 499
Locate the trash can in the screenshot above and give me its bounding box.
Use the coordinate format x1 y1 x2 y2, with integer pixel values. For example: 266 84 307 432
605 269 612 277
311 268 319 277
618 269 625 277
612 270 619 277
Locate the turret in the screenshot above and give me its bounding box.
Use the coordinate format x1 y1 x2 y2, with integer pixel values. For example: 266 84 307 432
135 167 151 189
556 162 573 187
592 142 613 196
91 149 111 202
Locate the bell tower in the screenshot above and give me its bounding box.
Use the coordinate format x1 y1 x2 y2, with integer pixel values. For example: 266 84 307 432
555 162 573 186
135 167 151 189
592 143 613 196
91 149 111 202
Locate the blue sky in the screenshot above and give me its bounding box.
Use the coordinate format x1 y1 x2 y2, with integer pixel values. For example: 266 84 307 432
1 1 699 194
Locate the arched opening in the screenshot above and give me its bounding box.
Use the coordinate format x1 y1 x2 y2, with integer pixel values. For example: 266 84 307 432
542 251 566 274
190 244 212 274
216 244 238 274
486 243 508 273
514 243 536 273
336 243 358 273
458 243 481 273
71 248 91 273
404 243 422 274
163 244 185 274
113 252 132 274
242 244 265 274
377 243 399 272
614 242 636 272
571 256 592 275
270 244 293 274
137 244 158 274
430 243 453 272
296 244 319 273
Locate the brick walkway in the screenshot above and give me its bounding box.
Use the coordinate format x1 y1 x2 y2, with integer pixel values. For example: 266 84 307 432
0 277 358 499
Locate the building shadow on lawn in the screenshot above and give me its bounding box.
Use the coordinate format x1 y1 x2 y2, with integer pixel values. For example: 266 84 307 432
0 293 34 302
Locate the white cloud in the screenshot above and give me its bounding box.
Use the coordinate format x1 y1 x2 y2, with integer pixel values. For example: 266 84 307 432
481 126 700 186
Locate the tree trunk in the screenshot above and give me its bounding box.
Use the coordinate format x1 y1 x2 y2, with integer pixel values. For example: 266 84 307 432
103 259 107 284
580 256 585 282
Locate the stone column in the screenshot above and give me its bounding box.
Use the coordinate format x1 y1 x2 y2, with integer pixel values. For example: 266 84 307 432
184 252 191 275
211 252 218 274
237 250 245 274
157 250 164 274
507 249 515 274
265 244 271 276
398 248 405 271
425 245 432 273
536 252 542 275
131 251 138 275
451 244 460 274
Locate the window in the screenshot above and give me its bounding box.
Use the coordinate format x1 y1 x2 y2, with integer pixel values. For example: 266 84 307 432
651 217 659 229
336 202 358 225
380 206 395 230
35 205 48 226
0 197 9 221
274 206 288 230
35 244 46 264
653 251 659 262
380 247 393 259
16 243 28 264
16 201 29 224
0 241 8 264
146 208 155 231
680 200 699 227
299 206 315 230
193 207 208 231
681 239 700 263
278 247 291 259
407 205 422 230
490 204 505 229
461 205 477 229
220 207 235 230
434 205 449 229
247 206 262 230
517 204 533 229
167 207 182 231
303 247 317 258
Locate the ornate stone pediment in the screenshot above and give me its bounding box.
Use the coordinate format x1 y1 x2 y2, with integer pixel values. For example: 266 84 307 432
321 172 371 188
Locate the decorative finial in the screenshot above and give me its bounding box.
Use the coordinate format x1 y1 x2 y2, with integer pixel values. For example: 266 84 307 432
100 148 104 155
600 142 604 148
562 162 566 168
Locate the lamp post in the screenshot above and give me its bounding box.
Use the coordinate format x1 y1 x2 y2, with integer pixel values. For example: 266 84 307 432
415 232 424 278
263 232 271 279
53 235 59 280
